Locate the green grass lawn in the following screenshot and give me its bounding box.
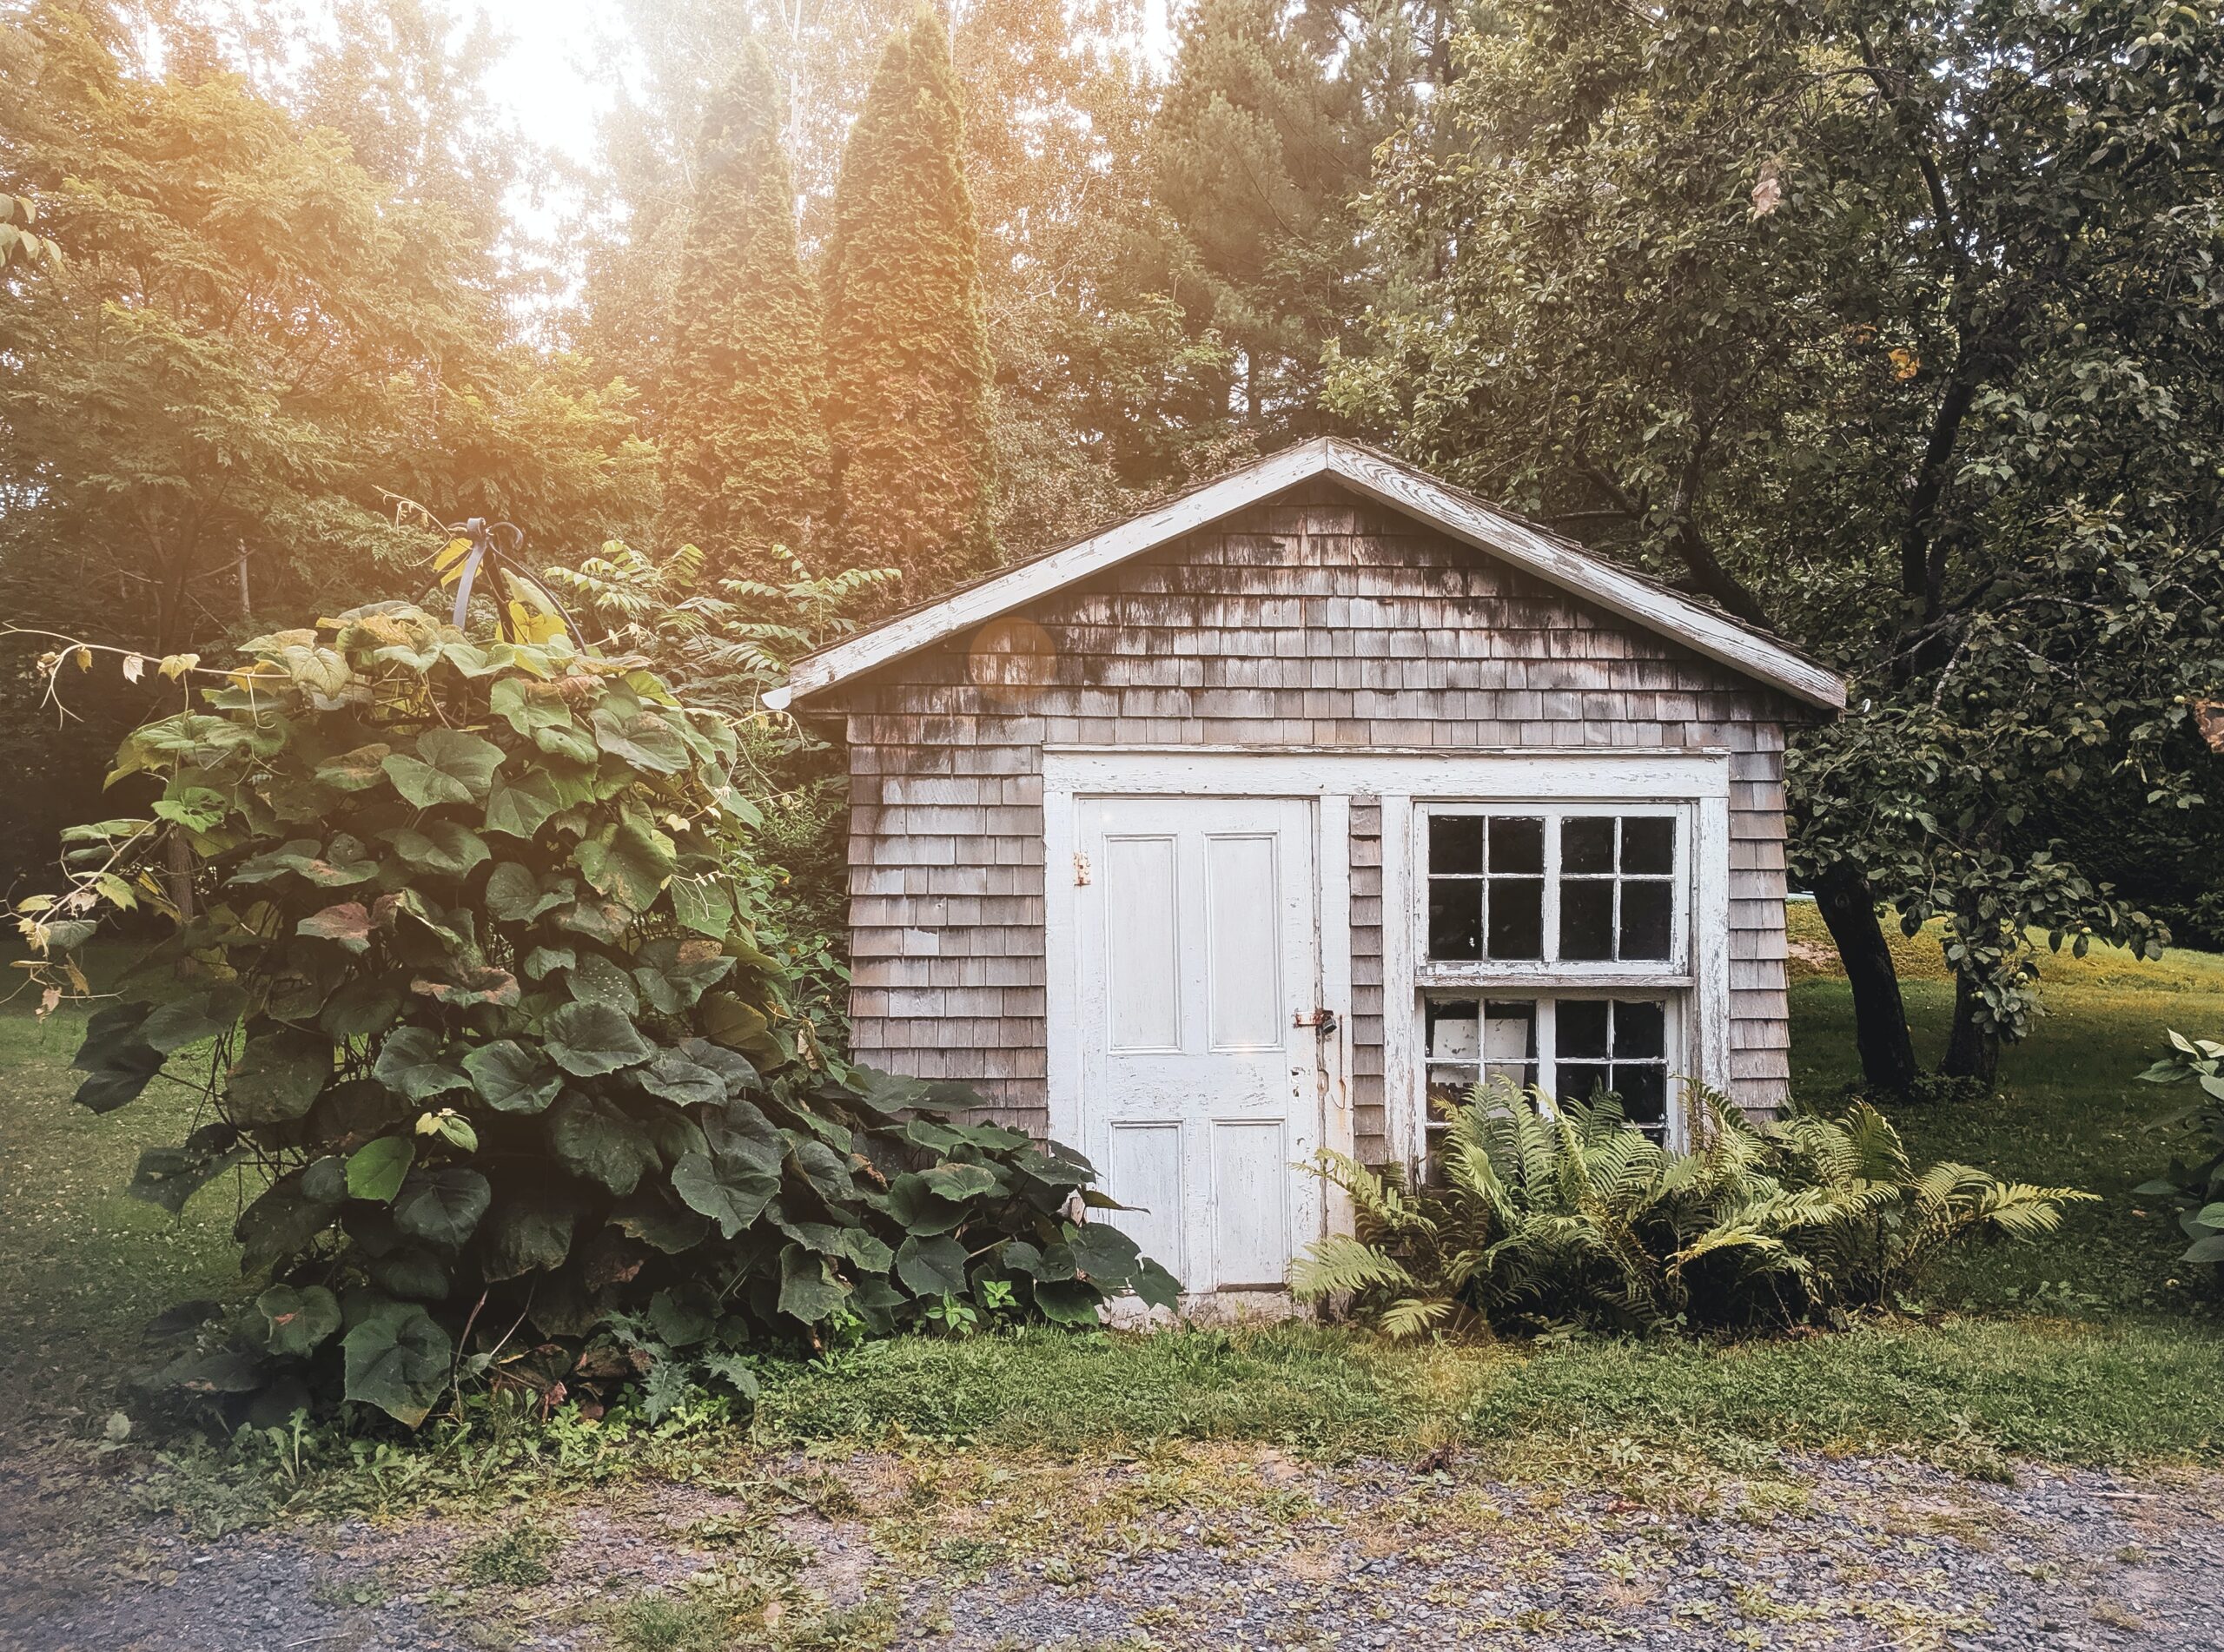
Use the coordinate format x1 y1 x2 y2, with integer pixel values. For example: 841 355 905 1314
2 916 2219 1495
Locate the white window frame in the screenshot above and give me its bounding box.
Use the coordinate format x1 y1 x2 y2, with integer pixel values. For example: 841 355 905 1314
1417 802 1692 984
1421 989 1685 1148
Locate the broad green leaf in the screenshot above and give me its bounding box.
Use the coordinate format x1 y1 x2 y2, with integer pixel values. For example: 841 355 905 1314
612 1183 714 1252
489 677 580 750
229 836 378 889
522 944 576 978
545 1093 659 1194
347 1135 415 1202
486 862 555 922
70 1000 165 1113
895 1235 970 1298
671 876 736 938
383 729 504 807
1031 1279 1103 1325
1130 1258 1182 1312
382 820 490 877
1067 1222 1144 1284
373 1025 470 1100
410 966 520 1007
393 1166 492 1249
884 1173 966 1236
670 1148 779 1239
256 1285 341 1357
541 1001 653 1075
463 1040 563 1113
483 771 561 839
227 1029 332 1125
314 743 391 791
128 1123 248 1214
564 951 640 1015
308 1076 414 1142
297 901 374 954
555 895 633 946
632 936 737 1014
321 975 405 1041
777 1244 851 1324
479 1187 578 1281
648 1285 715 1348
634 1047 726 1108
575 818 675 911
156 1349 268 1395
235 1164 346 1273
591 704 689 773
343 1300 453 1426
137 984 248 1052
920 1162 1001 1202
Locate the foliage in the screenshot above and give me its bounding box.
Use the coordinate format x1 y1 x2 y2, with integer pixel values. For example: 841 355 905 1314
1328 0 2224 1080
0 188 62 270
1294 1083 2093 1336
657 39 831 582
14 604 1173 1431
821 7 998 601
0 0 654 889
2133 1030 2224 1282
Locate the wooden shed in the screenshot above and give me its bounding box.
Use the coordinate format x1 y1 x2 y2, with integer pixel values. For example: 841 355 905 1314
769 439 1846 1298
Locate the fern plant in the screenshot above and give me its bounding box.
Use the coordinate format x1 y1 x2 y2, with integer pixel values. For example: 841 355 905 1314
1294 1082 2093 1337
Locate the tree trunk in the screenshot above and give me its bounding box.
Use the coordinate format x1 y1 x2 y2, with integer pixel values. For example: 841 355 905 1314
1939 970 1999 1085
1813 863 1921 1095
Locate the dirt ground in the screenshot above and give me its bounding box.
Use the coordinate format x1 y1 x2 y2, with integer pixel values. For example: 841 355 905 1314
3 1443 2221 1652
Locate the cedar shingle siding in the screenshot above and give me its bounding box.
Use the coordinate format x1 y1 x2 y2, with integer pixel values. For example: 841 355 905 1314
816 479 1809 1159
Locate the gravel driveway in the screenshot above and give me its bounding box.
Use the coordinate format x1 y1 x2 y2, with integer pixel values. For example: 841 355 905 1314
3 1446 2220 1650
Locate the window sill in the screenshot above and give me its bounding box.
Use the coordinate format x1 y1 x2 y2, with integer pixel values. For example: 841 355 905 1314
1416 965 1692 990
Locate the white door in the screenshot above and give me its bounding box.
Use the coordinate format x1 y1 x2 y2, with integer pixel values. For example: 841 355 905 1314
1073 796 1320 1293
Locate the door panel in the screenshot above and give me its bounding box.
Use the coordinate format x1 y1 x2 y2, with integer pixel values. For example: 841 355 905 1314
1076 796 1319 1294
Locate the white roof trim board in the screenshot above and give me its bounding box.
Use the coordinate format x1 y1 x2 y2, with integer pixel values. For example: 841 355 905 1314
770 437 1846 713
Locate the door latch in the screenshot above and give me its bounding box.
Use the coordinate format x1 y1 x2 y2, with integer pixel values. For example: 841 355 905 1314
1073 851 1092 887
1294 1008 1340 1036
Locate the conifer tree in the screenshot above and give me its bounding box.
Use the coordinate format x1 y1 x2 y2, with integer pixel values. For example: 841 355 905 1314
659 38 828 577
822 8 996 598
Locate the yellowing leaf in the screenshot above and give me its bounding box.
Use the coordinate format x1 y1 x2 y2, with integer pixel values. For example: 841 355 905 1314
436 537 473 587
157 653 200 680
75 647 93 671
121 654 147 683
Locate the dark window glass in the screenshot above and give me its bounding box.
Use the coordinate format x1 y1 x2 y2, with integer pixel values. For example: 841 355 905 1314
1622 816 1674 875
1490 816 1545 875
1619 882 1673 960
1559 882 1613 960
1487 877 1544 959
1428 878 1480 960
1430 815 1483 876
1558 1063 1612 1104
1616 1063 1667 1130
1557 998 1610 1058
1613 999 1666 1059
1562 816 1614 875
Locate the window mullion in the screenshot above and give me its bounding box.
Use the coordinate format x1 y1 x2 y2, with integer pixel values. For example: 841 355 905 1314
1541 813 1561 966
1538 997 1558 1110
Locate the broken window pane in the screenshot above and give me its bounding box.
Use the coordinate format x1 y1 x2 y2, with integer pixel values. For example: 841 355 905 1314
1619 881 1673 960
1486 876 1543 959
1428 877 1480 960
1615 1063 1667 1133
1557 1062 1612 1105
1559 881 1613 960
1430 815 1483 876
1622 816 1674 875
1489 816 1544 874
1482 1000 1538 1089
1613 999 1666 1059
1562 816 1614 875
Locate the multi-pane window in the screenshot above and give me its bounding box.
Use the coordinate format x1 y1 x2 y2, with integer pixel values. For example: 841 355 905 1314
1425 810 1682 968
1424 995 1674 1143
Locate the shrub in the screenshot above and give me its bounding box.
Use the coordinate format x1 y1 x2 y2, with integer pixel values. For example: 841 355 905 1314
15 605 1174 1430
1293 1084 2092 1337
2133 1030 2224 1277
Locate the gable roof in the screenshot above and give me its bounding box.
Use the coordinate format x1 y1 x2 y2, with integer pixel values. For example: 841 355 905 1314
769 438 1846 713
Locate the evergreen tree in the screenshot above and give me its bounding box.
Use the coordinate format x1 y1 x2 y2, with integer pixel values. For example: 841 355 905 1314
822 8 996 598
659 39 828 577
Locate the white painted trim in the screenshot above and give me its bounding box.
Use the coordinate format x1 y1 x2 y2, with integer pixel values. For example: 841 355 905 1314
781 437 1846 712
1318 793 1354 1241
1693 791 1733 1104
1042 749 1731 801
1042 781 1082 1153
1379 791 1420 1173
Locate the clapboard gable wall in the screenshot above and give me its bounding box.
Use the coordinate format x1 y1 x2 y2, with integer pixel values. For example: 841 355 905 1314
817 479 1804 1160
